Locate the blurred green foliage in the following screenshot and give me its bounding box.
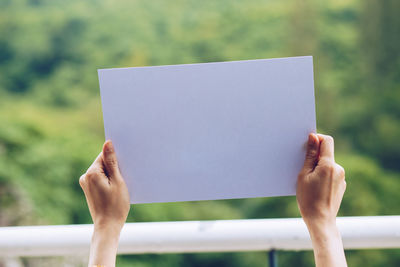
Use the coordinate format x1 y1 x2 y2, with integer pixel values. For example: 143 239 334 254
0 0 399 266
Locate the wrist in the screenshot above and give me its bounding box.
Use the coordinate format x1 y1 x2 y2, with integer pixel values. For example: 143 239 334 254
93 223 123 242
305 218 342 249
94 218 124 234
304 218 347 266
305 217 337 236
89 224 122 267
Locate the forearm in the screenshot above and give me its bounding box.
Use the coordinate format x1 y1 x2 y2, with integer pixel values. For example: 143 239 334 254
307 221 347 267
88 226 121 267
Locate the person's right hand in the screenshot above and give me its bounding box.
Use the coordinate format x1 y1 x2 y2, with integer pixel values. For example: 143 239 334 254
297 133 347 267
297 133 346 226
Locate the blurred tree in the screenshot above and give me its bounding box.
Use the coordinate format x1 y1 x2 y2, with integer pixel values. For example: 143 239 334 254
339 0 400 170
0 0 399 266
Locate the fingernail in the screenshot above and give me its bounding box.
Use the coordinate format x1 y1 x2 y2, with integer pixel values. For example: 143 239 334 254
105 140 113 153
308 133 313 145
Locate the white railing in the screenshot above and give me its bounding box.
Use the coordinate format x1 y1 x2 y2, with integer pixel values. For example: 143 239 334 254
0 216 399 257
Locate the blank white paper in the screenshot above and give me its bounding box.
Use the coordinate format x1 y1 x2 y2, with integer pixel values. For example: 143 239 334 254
98 56 316 204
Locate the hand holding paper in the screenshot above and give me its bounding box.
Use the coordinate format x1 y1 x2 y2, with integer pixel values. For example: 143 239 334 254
297 133 347 267
79 141 130 267
80 133 347 267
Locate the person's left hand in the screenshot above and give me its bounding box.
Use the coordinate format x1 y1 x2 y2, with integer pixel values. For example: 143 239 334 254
80 140 130 267
79 140 130 232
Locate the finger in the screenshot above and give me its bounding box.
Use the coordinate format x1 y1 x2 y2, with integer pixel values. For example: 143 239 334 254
81 185 95 222
336 164 345 179
302 133 320 171
79 174 86 189
102 140 121 179
83 152 106 185
318 134 335 161
87 152 103 171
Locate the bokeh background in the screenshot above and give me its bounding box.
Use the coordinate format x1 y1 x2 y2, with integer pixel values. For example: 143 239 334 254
0 0 399 266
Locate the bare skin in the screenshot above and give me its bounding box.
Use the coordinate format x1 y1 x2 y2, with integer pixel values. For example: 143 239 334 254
297 133 347 267
80 133 347 267
79 140 130 267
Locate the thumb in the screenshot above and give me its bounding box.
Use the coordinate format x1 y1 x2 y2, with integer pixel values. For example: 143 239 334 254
302 133 320 172
102 140 121 178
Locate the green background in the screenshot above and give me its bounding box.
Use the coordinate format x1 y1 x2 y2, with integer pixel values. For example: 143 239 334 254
0 0 399 266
